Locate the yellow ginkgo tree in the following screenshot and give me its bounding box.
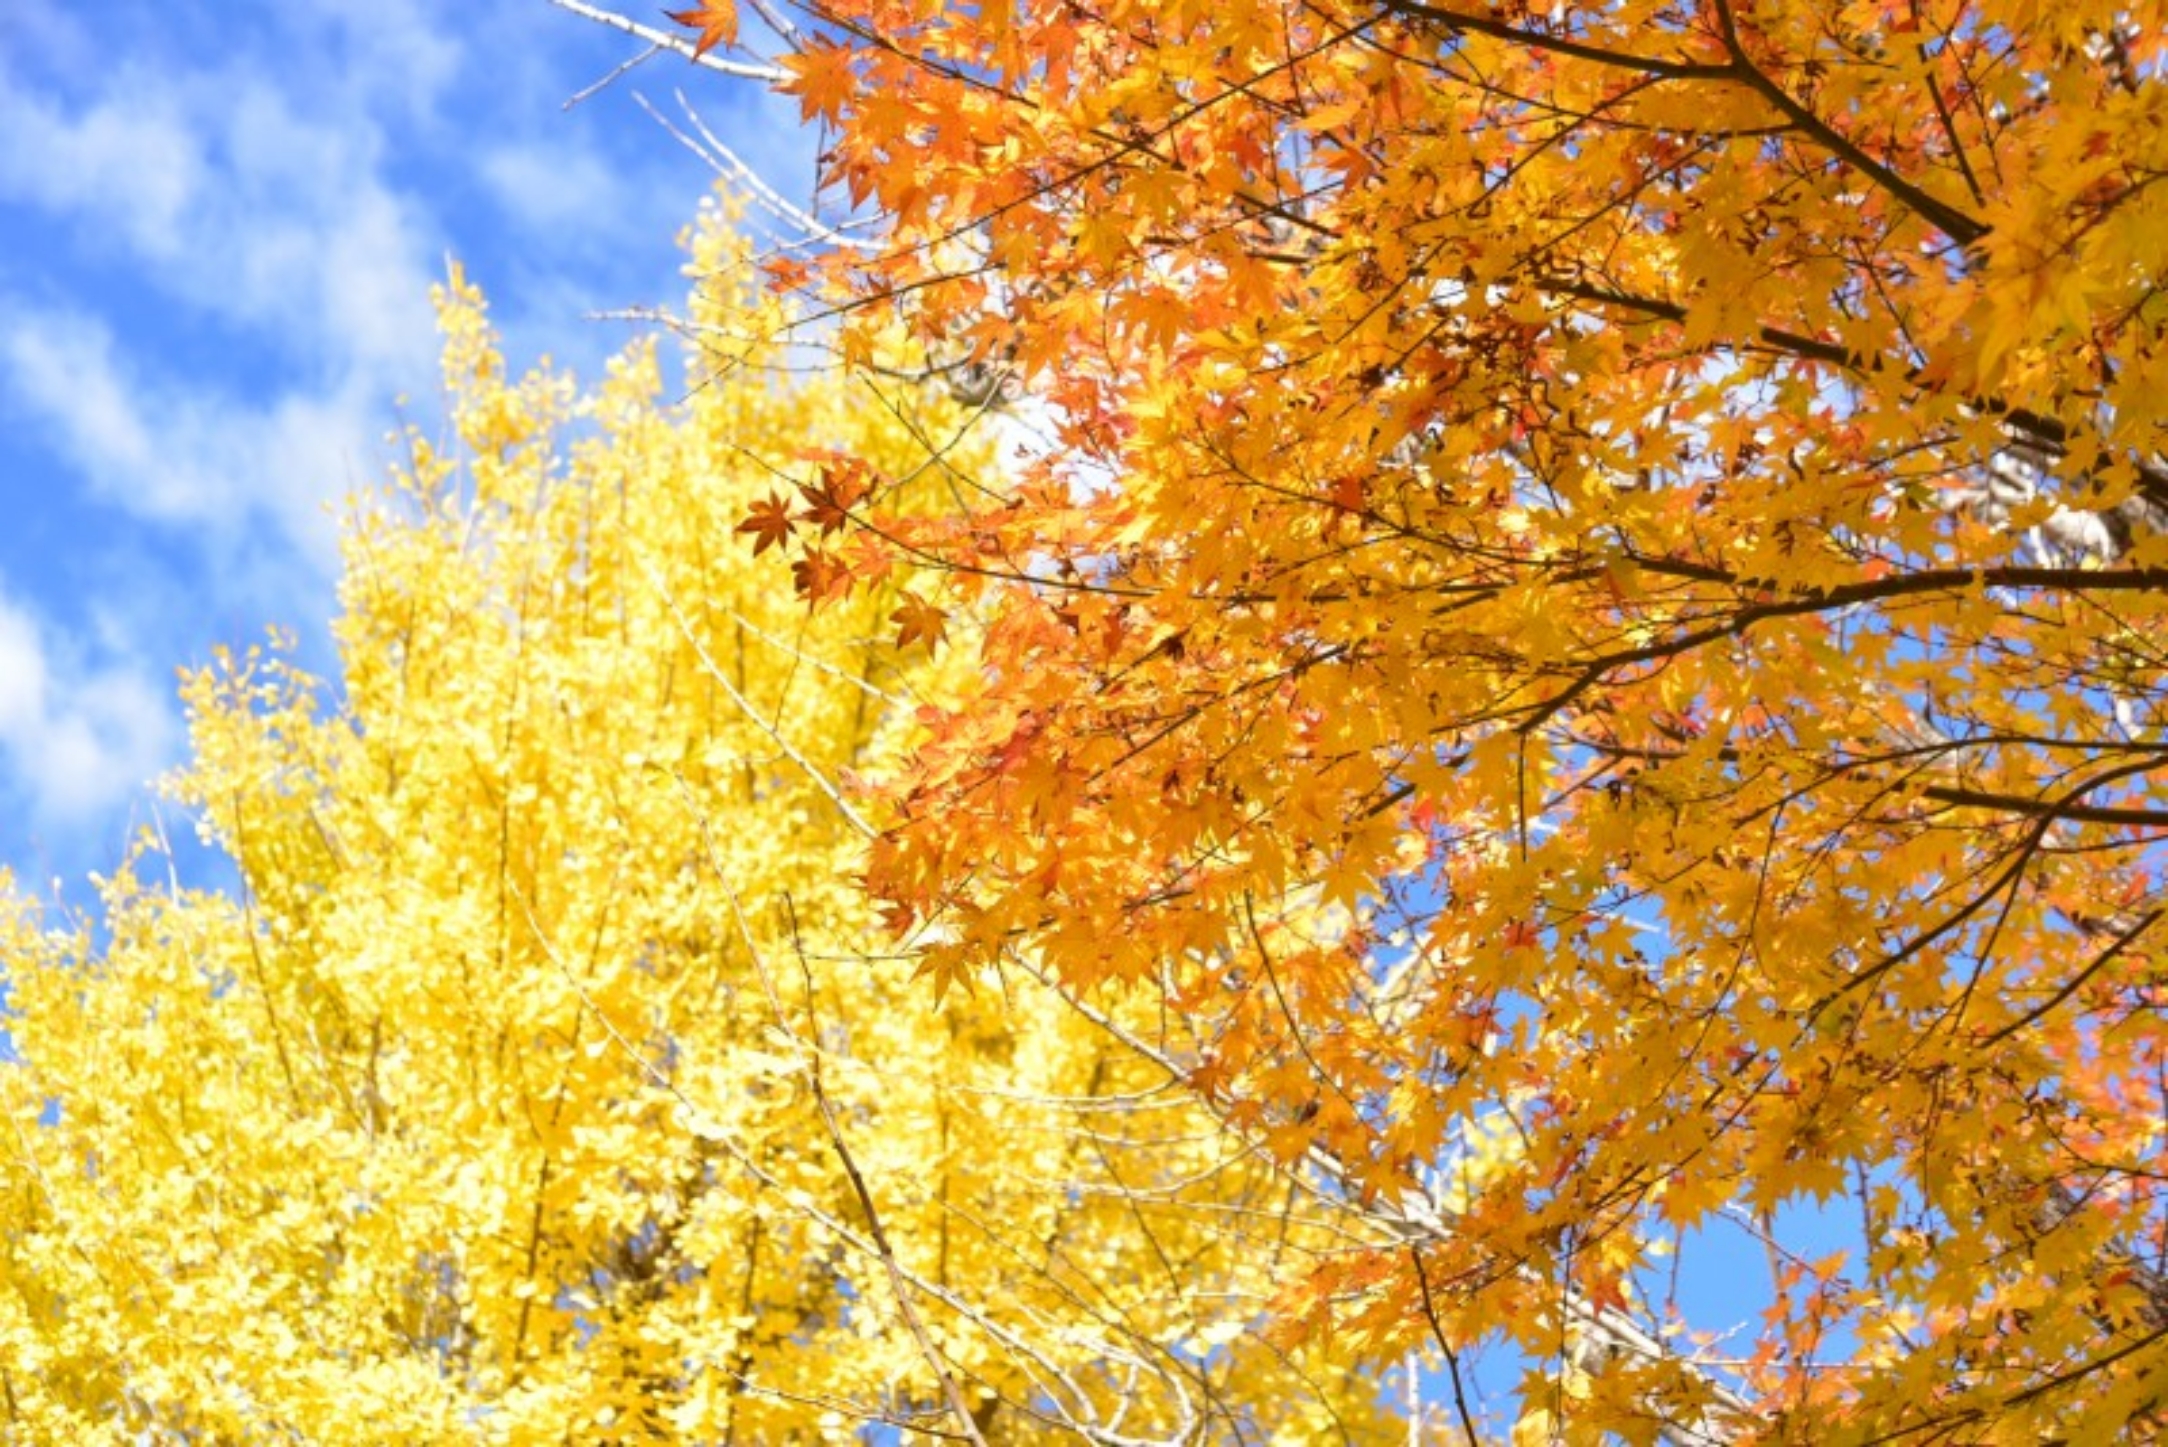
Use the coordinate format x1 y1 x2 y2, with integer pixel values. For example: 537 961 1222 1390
0 205 1406 1444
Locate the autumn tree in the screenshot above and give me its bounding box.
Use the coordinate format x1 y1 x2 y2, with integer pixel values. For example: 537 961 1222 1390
584 0 2168 1437
0 207 1410 1443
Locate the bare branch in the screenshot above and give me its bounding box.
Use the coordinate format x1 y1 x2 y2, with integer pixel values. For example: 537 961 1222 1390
544 0 789 83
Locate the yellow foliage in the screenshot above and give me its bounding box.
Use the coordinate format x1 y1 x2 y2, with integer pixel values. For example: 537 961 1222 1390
0 206 1396 1443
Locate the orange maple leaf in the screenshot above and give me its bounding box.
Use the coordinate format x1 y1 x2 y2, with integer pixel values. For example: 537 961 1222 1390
892 593 949 653
686 0 2168 1422
738 491 796 556
1581 1268 1632 1316
665 1 737 57
782 41 858 123
797 462 869 537
790 548 853 604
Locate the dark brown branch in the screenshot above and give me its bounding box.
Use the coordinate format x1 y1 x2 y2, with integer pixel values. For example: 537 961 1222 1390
1533 275 2168 511
1410 1246 1483 1446
1522 561 2168 731
1999 1323 2168 1411
1709 0 1988 245
1981 908 2163 1047
1921 784 2168 829
1379 0 1734 81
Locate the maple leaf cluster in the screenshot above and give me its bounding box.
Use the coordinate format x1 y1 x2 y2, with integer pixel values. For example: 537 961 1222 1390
671 0 2168 1434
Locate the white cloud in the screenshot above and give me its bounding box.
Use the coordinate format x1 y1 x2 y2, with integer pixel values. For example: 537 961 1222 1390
0 69 440 372
0 84 205 253
0 301 379 572
303 0 465 116
481 138 631 238
0 0 770 882
0 40 445 580
0 588 174 836
0 0 778 573
0 313 163 491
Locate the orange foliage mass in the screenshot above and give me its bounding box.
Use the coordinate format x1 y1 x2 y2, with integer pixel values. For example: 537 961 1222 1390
683 0 2168 1436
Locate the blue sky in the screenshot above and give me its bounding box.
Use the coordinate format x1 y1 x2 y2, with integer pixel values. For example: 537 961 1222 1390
0 0 810 892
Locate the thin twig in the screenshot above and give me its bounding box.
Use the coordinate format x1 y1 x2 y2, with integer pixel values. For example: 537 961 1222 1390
565 40 663 109
544 0 788 82
663 88 877 251
637 554 876 837
775 895 992 1447
1412 1246 1483 1446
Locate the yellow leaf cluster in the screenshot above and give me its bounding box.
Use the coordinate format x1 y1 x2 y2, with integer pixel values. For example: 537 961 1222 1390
0 207 1397 1443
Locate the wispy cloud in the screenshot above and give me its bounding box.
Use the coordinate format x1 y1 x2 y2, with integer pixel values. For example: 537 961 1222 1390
0 0 803 881
0 55 447 645
481 137 634 239
0 585 174 846
0 299 405 572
